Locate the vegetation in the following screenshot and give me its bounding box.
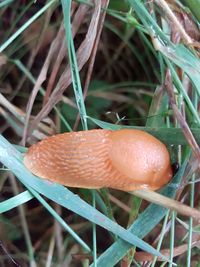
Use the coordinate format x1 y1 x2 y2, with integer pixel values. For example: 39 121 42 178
0 0 200 266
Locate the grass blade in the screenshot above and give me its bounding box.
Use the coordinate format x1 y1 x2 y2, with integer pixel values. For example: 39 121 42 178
0 0 57 53
87 116 200 145
0 190 33 213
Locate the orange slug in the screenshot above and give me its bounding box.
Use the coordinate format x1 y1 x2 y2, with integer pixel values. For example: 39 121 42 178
23 129 173 191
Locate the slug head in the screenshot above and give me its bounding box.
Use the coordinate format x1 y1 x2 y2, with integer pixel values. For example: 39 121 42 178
109 129 173 190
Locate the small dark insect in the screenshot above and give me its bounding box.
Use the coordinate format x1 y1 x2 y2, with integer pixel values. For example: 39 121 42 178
172 162 179 175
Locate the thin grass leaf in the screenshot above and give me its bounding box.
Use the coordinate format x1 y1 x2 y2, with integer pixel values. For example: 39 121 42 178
0 0 57 53
89 81 157 92
128 0 171 45
23 184 91 252
9 176 36 265
0 134 170 261
60 0 95 263
166 59 200 125
0 108 23 136
0 190 33 213
61 0 87 130
187 174 195 266
169 211 176 267
160 45 200 98
87 116 200 145
0 0 14 8
3 0 34 42
151 211 170 267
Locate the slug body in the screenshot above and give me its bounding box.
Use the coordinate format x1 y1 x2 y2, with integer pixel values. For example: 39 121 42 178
24 129 173 191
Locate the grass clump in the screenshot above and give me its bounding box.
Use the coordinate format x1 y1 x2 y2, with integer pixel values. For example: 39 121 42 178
0 0 200 266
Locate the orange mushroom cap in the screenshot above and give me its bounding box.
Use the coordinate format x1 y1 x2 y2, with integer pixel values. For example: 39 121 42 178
24 129 173 191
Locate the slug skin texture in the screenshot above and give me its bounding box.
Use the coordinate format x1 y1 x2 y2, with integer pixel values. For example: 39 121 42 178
24 129 173 191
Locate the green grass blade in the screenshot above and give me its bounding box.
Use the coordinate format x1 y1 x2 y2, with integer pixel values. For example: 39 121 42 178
0 190 33 213
0 0 57 53
87 116 200 145
166 59 200 125
187 174 195 266
60 0 94 262
0 0 14 8
92 190 97 266
3 0 34 42
169 211 176 267
128 0 171 45
161 45 200 98
61 0 87 130
23 185 91 252
151 211 170 266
